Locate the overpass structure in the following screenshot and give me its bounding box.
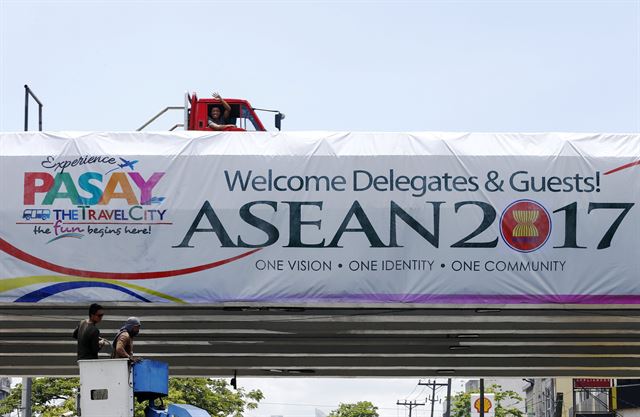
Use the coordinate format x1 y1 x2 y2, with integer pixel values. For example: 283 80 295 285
2 303 640 378
1 132 640 378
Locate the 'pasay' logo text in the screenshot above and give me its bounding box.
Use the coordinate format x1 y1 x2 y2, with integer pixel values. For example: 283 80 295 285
24 171 165 206
21 158 169 243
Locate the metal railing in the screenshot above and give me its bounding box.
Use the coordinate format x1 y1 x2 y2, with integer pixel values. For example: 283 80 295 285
136 106 184 131
24 84 43 131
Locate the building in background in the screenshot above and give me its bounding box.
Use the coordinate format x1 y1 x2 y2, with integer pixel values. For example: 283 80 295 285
571 379 613 417
0 377 9 400
523 378 640 417
523 378 573 417
0 378 10 417
572 379 640 417
614 379 640 416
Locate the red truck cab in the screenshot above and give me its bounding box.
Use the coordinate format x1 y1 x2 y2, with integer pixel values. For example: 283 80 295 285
137 92 283 132
188 93 271 131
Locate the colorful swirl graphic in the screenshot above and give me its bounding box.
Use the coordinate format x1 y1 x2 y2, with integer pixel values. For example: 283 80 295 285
0 237 260 280
0 237 261 303
0 276 185 303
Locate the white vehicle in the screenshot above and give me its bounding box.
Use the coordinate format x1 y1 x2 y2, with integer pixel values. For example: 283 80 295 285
78 359 209 417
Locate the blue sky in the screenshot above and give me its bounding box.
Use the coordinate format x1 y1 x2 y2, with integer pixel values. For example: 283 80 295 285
0 1 638 416
1 0 639 133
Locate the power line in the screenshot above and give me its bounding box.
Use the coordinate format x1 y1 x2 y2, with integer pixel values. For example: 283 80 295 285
404 381 421 400
259 402 398 410
410 385 429 402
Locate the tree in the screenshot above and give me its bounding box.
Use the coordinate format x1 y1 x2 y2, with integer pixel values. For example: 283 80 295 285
328 401 379 417
0 378 79 417
0 377 263 417
450 384 524 417
163 378 263 417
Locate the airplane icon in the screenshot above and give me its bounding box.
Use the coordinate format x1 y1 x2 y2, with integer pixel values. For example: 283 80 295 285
118 158 138 170
106 158 139 174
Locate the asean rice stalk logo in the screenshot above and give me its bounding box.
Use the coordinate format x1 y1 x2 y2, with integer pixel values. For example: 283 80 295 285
500 199 551 252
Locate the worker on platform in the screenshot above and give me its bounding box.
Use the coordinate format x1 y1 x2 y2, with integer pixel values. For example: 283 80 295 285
208 92 237 131
72 303 109 360
111 316 142 362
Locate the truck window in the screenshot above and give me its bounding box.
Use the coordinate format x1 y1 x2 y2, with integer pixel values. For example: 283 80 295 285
238 105 260 131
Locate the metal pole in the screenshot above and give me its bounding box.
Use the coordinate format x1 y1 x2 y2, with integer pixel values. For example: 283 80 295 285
430 380 436 417
572 381 577 417
21 377 32 417
24 86 29 131
611 380 616 412
24 85 44 132
480 379 485 417
446 378 452 417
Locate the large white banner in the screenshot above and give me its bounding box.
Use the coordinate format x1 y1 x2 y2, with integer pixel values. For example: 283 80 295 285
0 131 638 305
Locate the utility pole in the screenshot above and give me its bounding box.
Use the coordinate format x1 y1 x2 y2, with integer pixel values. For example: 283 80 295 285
480 379 485 417
419 379 449 417
445 378 452 417
21 376 32 417
397 400 426 417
